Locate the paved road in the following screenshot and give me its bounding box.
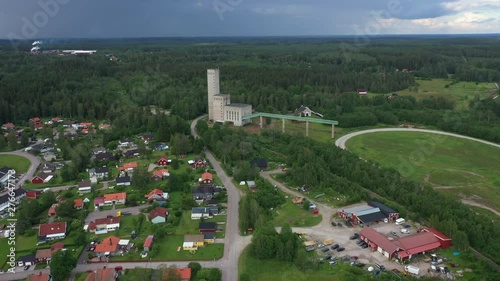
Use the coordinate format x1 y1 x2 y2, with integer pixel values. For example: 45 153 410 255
84 205 145 223
191 114 251 281
0 149 40 189
335 128 500 150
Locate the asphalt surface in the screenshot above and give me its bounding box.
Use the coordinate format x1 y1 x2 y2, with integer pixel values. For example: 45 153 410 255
84 205 144 223
191 115 251 281
0 149 41 189
335 128 500 150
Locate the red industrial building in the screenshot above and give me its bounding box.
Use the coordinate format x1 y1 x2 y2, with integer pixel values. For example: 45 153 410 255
421 227 452 249
360 228 449 261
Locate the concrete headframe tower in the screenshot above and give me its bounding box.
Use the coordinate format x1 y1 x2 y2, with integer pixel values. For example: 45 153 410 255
207 69 220 121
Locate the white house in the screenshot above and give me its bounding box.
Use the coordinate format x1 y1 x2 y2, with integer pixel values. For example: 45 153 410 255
0 189 25 216
38 222 66 242
191 207 219 220
78 180 92 194
0 167 16 187
89 166 109 179
86 217 120 234
103 192 126 205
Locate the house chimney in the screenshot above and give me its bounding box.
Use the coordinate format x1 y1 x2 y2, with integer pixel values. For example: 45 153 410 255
109 238 112 245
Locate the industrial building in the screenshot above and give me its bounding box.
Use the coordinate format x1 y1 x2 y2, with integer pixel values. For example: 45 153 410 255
207 69 252 126
339 201 400 225
359 228 449 261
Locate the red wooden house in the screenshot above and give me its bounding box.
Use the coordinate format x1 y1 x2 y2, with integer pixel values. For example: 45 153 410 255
200 172 213 185
157 156 169 166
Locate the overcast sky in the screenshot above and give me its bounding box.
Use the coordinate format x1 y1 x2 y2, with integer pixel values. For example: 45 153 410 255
1 0 499 39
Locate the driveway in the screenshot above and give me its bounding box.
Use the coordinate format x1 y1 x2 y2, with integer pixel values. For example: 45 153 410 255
85 205 145 223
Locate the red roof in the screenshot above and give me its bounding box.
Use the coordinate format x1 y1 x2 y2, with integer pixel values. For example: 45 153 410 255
150 207 168 219
360 228 400 254
421 227 451 241
48 204 58 216
120 162 138 170
394 232 441 254
94 197 104 205
31 117 41 122
163 268 192 280
103 192 127 201
85 267 116 281
80 122 93 127
144 235 154 248
51 242 65 252
3 123 15 129
152 169 169 178
74 198 83 208
35 123 43 129
201 172 213 181
145 188 163 199
94 236 120 253
89 217 120 230
39 222 66 236
29 272 50 281
51 117 61 122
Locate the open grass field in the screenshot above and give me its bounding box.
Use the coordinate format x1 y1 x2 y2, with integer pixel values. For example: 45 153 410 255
238 247 373 281
396 79 495 110
273 198 322 227
346 131 500 213
0 154 31 173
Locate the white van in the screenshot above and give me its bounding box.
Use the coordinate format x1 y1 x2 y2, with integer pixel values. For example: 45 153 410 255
395 218 405 225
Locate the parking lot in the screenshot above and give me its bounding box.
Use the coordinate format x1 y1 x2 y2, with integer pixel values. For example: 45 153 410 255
296 216 427 273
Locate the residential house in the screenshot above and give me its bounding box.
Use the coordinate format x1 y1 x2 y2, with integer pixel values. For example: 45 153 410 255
163 268 192 281
294 105 313 117
78 180 92 194
119 162 138 172
157 156 169 166
95 152 113 161
183 235 205 250
80 122 93 128
116 176 131 186
205 199 219 206
155 143 169 150
123 148 139 158
189 158 208 169
31 172 54 184
191 187 220 201
17 254 36 267
143 235 154 251
85 267 118 281
31 144 54 153
94 236 121 256
1 123 15 131
151 169 169 181
89 167 109 179
0 189 25 216
118 139 133 148
28 272 51 281
47 204 58 216
203 232 216 244
87 217 120 234
199 172 213 184
150 207 168 224
0 167 16 187
103 192 126 205
140 132 154 143
94 197 105 208
38 222 66 242
35 242 64 263
145 189 167 201
250 159 268 170
357 89 368 95
39 162 57 173
246 181 256 192
199 222 217 233
25 190 43 199
92 147 107 155
98 124 112 130
191 207 219 220
51 117 63 123
74 198 84 210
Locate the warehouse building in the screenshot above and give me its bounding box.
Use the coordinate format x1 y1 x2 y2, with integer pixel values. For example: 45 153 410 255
421 227 452 249
368 200 400 221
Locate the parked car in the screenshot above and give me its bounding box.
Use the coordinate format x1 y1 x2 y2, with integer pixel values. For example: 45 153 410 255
330 256 339 261
349 233 359 240
357 263 366 267
341 256 350 261
376 263 386 271
321 248 330 253
337 222 343 227
356 239 364 245
331 222 336 226
317 243 325 248
403 224 411 228
331 244 340 250
325 255 332 260
329 261 337 266
361 244 369 249
121 211 132 216
401 228 410 234
350 256 359 260
350 261 357 266
337 247 345 252
24 265 30 271
305 246 315 252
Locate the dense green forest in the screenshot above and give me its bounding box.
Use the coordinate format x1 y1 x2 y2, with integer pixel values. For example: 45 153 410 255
1 37 500 143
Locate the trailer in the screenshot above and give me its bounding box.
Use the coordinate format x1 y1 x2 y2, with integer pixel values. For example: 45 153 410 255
405 265 420 275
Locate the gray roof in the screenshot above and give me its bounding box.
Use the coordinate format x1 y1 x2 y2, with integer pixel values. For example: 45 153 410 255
116 176 131 183
368 201 398 215
0 189 25 205
340 205 373 215
355 207 381 217
192 207 219 214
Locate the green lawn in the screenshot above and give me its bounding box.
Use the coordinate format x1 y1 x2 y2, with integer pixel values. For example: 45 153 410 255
75 272 89 281
273 200 322 227
112 235 223 261
174 211 200 235
0 154 31 173
347 131 500 212
238 247 366 281
396 79 494 110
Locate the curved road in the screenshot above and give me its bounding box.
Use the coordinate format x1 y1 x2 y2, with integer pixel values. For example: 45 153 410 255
335 128 500 150
0 149 40 189
335 128 500 215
